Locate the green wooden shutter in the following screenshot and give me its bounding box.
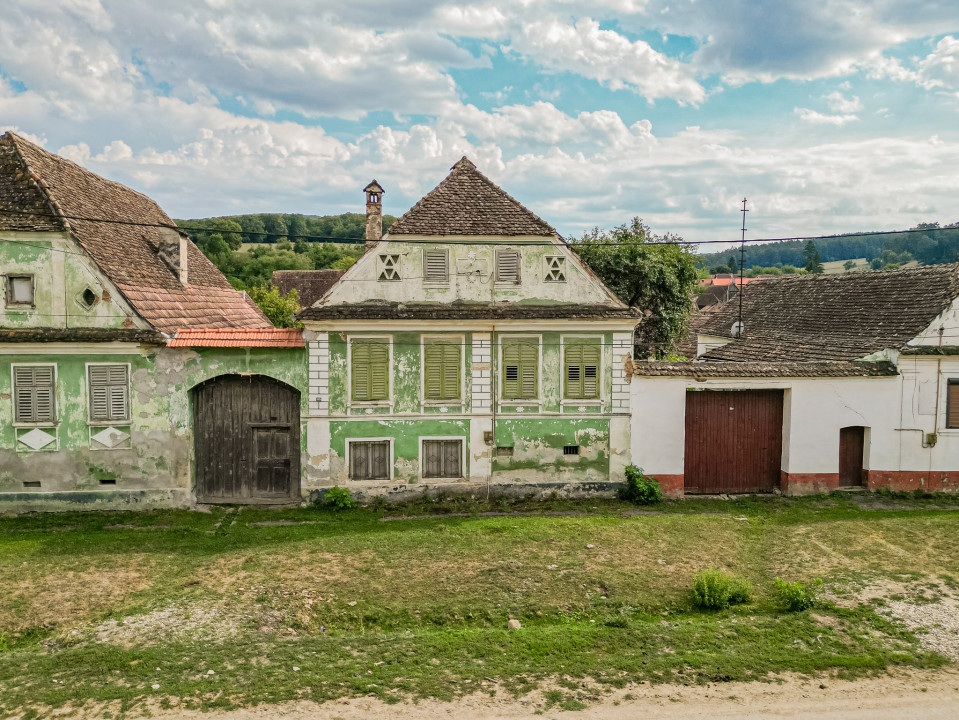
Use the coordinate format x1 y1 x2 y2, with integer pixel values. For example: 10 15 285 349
424 343 442 399
581 343 600 399
519 343 537 398
352 341 389 401
564 342 600 399
369 342 389 400
564 344 583 398
351 343 371 401
503 343 521 399
441 343 460 399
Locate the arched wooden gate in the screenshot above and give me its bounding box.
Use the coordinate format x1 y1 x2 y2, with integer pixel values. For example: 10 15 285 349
192 374 300 504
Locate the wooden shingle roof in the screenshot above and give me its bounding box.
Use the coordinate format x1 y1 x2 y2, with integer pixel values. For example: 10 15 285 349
0 132 271 334
386 157 557 237
698 264 959 362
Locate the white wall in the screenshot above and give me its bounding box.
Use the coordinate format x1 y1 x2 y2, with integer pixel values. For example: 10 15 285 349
897 356 959 472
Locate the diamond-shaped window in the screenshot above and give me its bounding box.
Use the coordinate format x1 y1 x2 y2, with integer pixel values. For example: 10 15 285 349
19 427 56 451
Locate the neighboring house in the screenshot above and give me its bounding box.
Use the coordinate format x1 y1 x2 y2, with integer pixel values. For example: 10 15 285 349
298 158 640 494
272 269 345 309
0 132 308 510
632 265 959 497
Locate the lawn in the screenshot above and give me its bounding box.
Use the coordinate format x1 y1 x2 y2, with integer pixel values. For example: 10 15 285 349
1 492 957 717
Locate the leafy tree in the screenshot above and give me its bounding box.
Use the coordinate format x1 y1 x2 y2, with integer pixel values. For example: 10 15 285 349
710 265 731 274
803 241 824 273
207 218 244 250
247 286 301 328
727 255 738 274
843 259 856 271
572 217 698 358
293 239 309 254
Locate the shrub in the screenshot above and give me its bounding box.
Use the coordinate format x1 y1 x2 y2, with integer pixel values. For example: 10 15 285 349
692 569 753 610
774 577 823 611
324 486 355 511
618 465 662 505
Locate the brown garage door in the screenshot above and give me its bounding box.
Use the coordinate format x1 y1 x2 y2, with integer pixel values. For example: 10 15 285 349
684 389 783 494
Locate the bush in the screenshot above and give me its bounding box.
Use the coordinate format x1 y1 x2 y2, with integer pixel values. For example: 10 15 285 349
324 486 355 511
618 465 662 505
692 569 753 610
774 577 822 611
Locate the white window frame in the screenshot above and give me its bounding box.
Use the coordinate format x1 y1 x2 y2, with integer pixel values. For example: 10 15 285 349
346 334 393 408
497 333 542 405
422 248 450 284
559 335 605 406
544 255 567 283
419 436 467 480
85 362 132 424
11 362 58 427
420 334 466 406
346 437 394 482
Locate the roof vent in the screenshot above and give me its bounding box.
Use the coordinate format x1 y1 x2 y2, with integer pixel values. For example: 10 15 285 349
157 227 189 285
731 320 745 338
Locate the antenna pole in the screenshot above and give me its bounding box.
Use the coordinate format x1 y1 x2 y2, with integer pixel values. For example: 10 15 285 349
738 197 748 337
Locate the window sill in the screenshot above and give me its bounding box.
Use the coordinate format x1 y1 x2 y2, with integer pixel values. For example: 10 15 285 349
87 419 131 426
12 422 59 429
560 399 602 405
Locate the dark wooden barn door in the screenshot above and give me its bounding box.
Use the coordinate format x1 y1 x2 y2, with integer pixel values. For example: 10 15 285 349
684 389 784 494
193 375 300 504
838 426 865 487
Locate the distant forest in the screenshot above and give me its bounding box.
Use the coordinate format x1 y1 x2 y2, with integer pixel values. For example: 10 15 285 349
174 213 396 290
698 222 959 273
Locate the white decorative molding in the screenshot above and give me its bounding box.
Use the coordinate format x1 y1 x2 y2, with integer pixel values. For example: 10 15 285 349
18 427 56 451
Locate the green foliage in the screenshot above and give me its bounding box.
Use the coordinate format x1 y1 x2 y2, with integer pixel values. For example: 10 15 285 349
247 286 301 328
710 264 730 274
573 218 699 358
324 486 355 511
691 569 754 610
774 577 823 611
803 241 824 274
618 465 662 505
843 259 857 271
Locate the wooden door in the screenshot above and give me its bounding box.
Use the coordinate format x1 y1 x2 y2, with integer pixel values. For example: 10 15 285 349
193 375 300 503
838 426 865 487
684 389 783 494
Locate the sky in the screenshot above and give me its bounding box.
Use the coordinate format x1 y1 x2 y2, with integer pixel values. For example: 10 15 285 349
1 1 958 246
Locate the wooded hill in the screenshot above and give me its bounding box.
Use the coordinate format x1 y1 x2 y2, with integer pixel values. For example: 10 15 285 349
698 223 959 272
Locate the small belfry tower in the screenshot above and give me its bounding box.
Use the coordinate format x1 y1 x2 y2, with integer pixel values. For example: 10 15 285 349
364 180 384 252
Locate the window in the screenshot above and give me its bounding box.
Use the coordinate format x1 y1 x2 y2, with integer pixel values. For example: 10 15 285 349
545 256 566 282
564 341 600 399
424 340 461 400
423 439 463 478
349 440 390 480
6 275 34 306
502 338 538 399
378 254 400 281
351 339 389 401
13 365 56 423
88 365 130 422
423 249 449 283
948 379 959 429
495 249 521 283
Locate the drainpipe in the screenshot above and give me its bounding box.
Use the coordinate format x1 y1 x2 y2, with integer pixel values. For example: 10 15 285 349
488 322 496 499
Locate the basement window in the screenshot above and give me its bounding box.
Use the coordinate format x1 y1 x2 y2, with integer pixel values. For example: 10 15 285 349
496 446 514 457
563 445 580 456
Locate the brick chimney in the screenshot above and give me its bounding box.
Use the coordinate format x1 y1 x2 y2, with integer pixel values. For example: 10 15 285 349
157 226 189 285
364 180 384 253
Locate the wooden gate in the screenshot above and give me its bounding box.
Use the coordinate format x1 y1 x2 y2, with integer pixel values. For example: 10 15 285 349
193 375 300 504
839 426 865 486
684 389 783 494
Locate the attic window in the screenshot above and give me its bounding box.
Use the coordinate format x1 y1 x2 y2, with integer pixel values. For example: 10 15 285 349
495 250 521 283
81 288 98 308
378 254 400 281
423 249 449 283
545 256 566 282
6 275 34 307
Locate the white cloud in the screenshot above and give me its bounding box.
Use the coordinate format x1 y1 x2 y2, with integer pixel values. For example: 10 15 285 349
917 35 959 90
825 91 863 114
794 108 860 126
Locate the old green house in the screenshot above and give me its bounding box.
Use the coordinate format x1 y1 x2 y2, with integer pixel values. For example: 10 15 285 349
300 158 640 496
0 132 308 510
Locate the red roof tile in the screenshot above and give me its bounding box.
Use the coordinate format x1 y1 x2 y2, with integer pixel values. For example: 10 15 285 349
168 328 305 348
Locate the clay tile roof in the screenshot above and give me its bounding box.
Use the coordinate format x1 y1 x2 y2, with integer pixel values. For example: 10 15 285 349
632 360 899 378
0 132 272 333
168 328 305 348
272 269 345 308
299 300 642 321
386 157 557 237
698 263 959 362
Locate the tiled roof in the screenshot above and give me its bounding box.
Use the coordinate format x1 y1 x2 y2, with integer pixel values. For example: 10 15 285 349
698 264 959 362
632 360 899 378
0 132 271 333
272 269 345 308
168 328 305 348
299 300 642 321
387 157 557 237
899 345 959 356
0 327 165 344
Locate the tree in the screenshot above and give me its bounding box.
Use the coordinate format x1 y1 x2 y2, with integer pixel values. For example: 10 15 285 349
208 218 244 250
710 265 731 274
247 286 301 328
843 260 856 271
803 241 824 273
727 255 738 274
572 217 698 358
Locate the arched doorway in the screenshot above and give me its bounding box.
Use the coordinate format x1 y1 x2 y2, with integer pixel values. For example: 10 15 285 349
192 374 300 504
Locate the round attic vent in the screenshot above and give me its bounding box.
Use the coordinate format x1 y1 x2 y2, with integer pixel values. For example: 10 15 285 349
81 288 98 308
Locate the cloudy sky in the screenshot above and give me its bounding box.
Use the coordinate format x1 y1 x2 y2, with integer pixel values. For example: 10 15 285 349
1 1 958 244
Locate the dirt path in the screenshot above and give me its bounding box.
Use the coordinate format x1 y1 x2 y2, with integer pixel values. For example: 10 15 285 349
61 667 959 720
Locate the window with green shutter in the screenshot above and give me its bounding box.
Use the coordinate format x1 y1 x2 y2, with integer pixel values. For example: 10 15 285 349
88 365 130 422
502 339 538 399
351 339 390 401
13 365 56 423
564 341 601 399
424 340 461 400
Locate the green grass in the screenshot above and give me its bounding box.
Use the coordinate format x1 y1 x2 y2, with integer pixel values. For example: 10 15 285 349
0 493 956 717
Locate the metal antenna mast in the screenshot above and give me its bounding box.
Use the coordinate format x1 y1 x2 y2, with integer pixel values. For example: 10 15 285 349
736 197 748 337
